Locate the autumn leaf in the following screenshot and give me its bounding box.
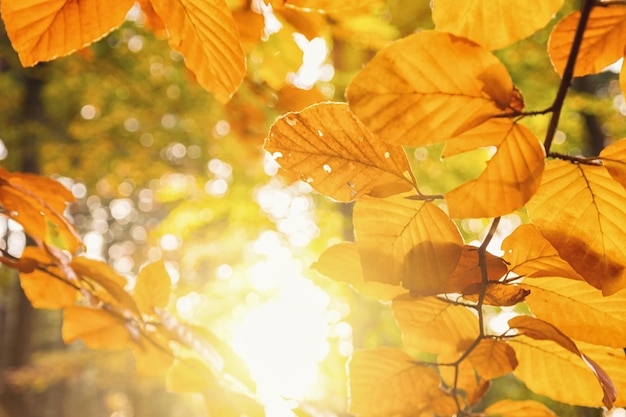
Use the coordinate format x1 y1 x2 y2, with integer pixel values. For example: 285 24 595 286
444 246 508 294
353 194 464 293
443 119 545 218
549 6 626 77
347 31 514 147
166 358 215 393
391 295 479 355
501 223 584 280
133 333 174 375
63 306 131 350
257 21 304 91
272 0 380 12
265 103 416 202
462 282 530 307
1 0 134 67
433 0 564 51
134 260 172 314
149 0 245 103
485 400 557 417
526 159 626 295
520 277 626 348
311 242 407 300
600 138 626 191
467 339 518 380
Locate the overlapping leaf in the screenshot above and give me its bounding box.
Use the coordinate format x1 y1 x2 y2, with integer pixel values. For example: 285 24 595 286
432 0 564 51
443 119 545 218
443 245 508 294
276 0 380 11
134 260 172 314
63 306 131 350
346 31 514 147
549 6 626 77
1 0 134 66
600 138 626 191
485 400 557 417
265 103 415 202
467 339 518 380
353 194 463 293
526 160 626 295
167 358 215 393
150 0 245 103
391 295 479 355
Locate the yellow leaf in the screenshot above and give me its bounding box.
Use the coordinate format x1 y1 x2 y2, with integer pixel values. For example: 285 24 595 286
526 160 626 295
462 282 529 307
353 195 464 293
501 224 584 280
348 347 455 417
549 7 626 77
257 21 304 90
134 260 172 314
485 400 557 417
150 0 245 103
468 339 518 380
391 295 479 355
167 358 215 393
265 103 415 202
132 334 174 375
443 120 545 218
283 0 380 12
347 31 514 147
62 306 130 350
444 246 508 294
311 242 407 300
432 0 564 51
520 277 626 348
1 0 134 66
600 138 626 191
19 248 77 309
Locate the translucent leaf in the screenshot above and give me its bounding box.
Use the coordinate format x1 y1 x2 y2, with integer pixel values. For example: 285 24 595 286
391 295 479 355
348 347 456 417
549 7 626 77
63 306 130 350
134 260 172 314
311 242 407 300
600 138 626 191
347 31 514 147
132 334 174 376
266 103 415 202
353 195 463 293
167 358 215 393
281 0 380 11
444 246 508 293
501 224 584 280
526 160 626 295
468 339 518 380
521 277 626 348
438 353 483 400
19 248 77 309
150 0 245 103
443 119 545 218
1 0 134 66
463 282 530 306
485 400 557 417
257 22 304 90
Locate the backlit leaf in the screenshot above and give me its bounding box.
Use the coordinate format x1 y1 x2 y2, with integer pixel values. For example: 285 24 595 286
526 160 626 295
485 400 557 417
468 339 518 380
549 6 626 77
437 353 482 400
600 138 626 191
19 248 77 309
1 0 134 66
443 120 545 218
391 295 479 355
463 282 530 306
348 348 456 417
63 306 130 350
353 195 463 293
444 246 508 293
167 358 215 393
134 260 172 314
521 277 626 348
281 0 380 11
257 21 304 90
311 242 407 300
432 0 564 51
501 224 584 280
347 31 514 147
150 0 245 103
133 334 174 375
265 103 415 202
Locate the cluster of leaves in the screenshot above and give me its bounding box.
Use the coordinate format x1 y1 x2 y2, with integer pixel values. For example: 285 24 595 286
264 0 626 416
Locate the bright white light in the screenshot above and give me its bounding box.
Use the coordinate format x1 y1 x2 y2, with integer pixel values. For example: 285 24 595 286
80 105 97 120
288 35 332 89
160 233 181 251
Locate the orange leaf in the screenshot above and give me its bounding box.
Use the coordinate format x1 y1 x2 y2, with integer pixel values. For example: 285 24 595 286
347 31 514 147
468 339 518 380
526 160 626 295
485 400 557 417
600 138 626 191
1 0 134 66
150 0 245 103
62 306 131 350
19 248 77 309
134 260 172 314
444 246 508 293
282 0 380 12
265 103 415 202
549 6 626 77
167 358 215 393
463 282 530 306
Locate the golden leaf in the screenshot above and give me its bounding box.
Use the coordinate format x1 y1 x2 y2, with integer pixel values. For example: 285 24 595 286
265 103 415 202
521 277 626 348
257 21 304 91
353 195 463 293
462 282 530 306
232 9 265 51
282 0 380 12
150 0 245 103
549 6 626 77
19 248 77 309
600 138 626 191
347 31 514 147
485 400 557 417
133 260 172 314
443 119 545 218
468 339 518 380
63 306 131 350
437 353 482 399
432 0 564 51
391 295 479 355
277 8 325 41
311 242 407 300
167 358 215 393
132 333 174 375
526 160 626 295
501 224 584 280
1 0 134 66
444 246 508 294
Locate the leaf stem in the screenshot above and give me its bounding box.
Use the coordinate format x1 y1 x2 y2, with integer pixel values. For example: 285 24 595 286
544 0 596 154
